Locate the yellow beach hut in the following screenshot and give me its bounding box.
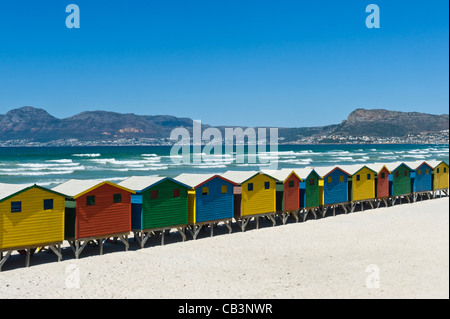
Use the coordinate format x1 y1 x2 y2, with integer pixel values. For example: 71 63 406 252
221 170 277 231
0 183 66 271
428 160 449 196
340 164 377 212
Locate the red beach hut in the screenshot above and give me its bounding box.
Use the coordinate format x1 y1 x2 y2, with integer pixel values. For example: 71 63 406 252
52 179 135 258
262 169 302 224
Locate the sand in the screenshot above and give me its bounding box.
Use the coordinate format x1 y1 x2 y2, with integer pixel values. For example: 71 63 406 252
0 197 448 299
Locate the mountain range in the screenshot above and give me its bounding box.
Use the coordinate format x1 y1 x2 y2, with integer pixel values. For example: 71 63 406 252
0 106 448 143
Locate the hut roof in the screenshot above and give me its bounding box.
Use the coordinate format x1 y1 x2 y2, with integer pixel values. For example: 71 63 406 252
338 164 377 176
261 169 302 183
174 173 216 188
366 163 391 173
0 183 34 202
118 176 191 192
118 176 165 192
291 168 318 179
309 166 351 178
0 183 67 203
369 161 410 173
392 162 415 172
52 179 135 199
174 173 237 189
221 170 274 184
403 160 434 170
426 160 449 169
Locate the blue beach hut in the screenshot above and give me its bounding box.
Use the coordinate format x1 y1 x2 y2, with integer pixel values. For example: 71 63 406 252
409 161 434 193
174 173 237 239
314 166 351 206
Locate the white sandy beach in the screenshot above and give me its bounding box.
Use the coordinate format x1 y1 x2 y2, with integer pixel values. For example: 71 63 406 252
0 197 448 299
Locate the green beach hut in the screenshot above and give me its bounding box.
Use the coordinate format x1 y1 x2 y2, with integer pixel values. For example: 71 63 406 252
118 176 190 247
293 168 323 221
391 162 414 203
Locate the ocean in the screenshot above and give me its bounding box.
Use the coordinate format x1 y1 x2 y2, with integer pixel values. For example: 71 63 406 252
0 144 448 187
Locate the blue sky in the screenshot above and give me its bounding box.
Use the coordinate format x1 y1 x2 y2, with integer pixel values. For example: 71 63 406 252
0 0 448 127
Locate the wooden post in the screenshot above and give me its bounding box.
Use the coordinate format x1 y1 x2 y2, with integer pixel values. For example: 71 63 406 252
26 249 31 268
142 232 150 248
49 245 62 262
75 241 80 259
282 213 289 225
0 251 12 272
321 207 328 218
99 239 104 255
269 214 276 227
225 220 232 234
118 235 129 251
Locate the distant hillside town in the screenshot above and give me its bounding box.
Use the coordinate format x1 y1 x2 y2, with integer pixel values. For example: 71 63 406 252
0 107 448 146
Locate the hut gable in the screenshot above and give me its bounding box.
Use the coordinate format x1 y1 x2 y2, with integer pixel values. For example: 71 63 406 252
117 176 165 193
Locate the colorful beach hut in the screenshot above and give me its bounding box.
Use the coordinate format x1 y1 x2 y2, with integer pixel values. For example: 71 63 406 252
291 168 323 221
371 164 392 199
314 166 350 205
174 173 237 239
294 168 322 208
428 160 449 196
118 176 190 246
391 163 414 203
366 163 395 207
340 164 377 212
0 183 66 271
221 170 277 231
312 166 351 216
52 179 135 258
262 169 302 224
408 161 434 199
